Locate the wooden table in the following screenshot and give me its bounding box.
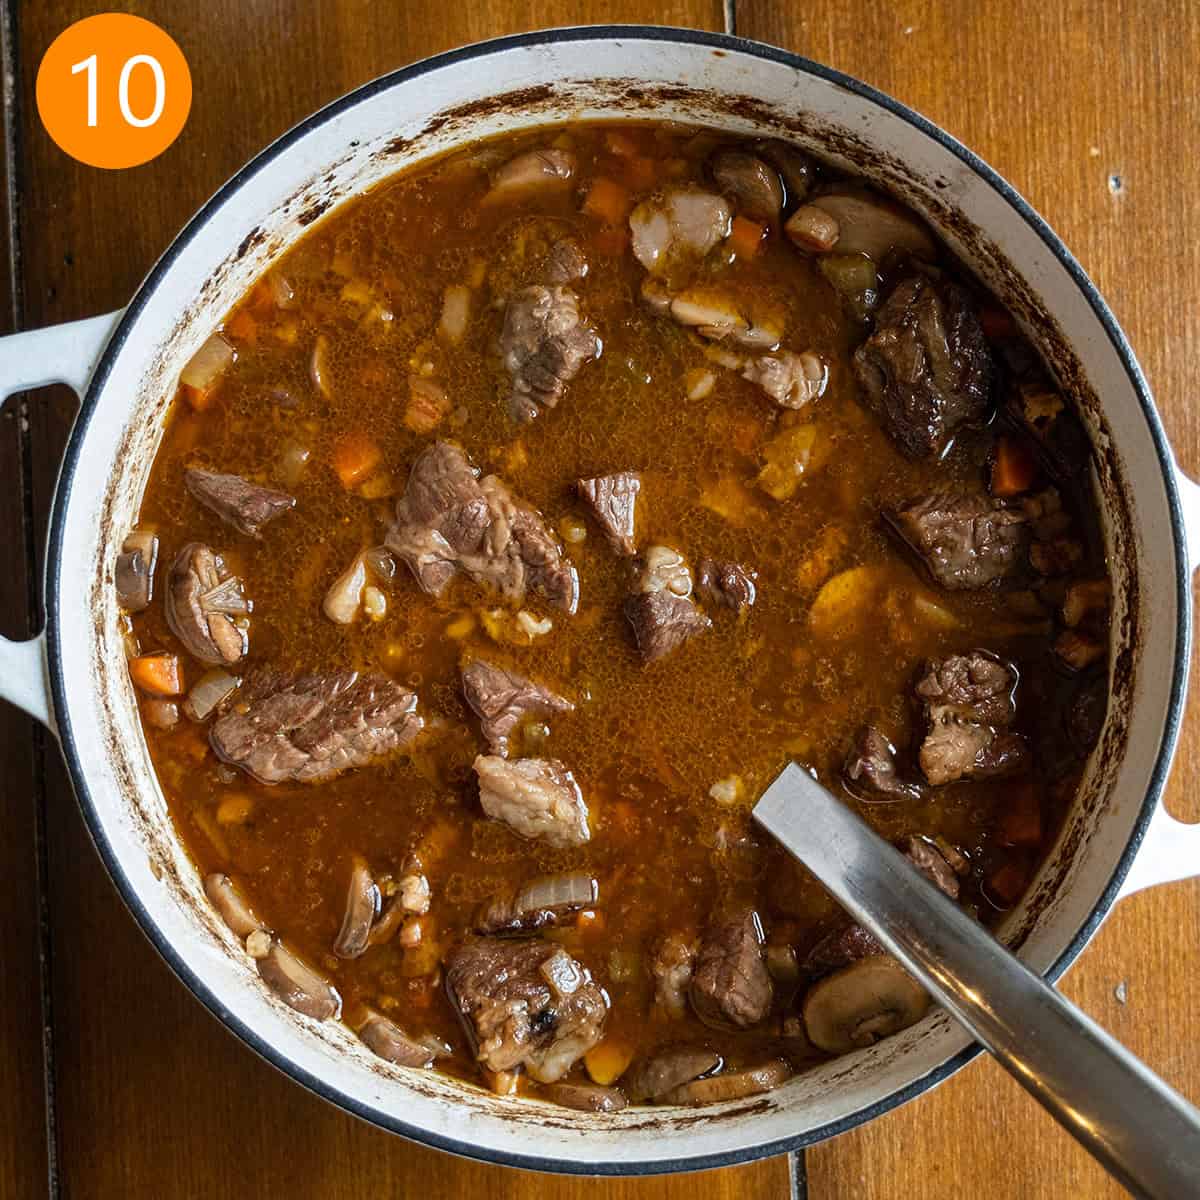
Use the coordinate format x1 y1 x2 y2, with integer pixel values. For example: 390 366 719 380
3 2 1198 1196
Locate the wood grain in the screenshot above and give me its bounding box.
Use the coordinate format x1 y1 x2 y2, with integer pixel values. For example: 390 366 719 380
737 1 1200 1195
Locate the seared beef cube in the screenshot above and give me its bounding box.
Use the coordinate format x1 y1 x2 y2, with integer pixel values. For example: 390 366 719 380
625 592 711 662
474 755 590 847
542 238 589 285
915 651 1029 785
697 559 757 613
445 938 608 1082
386 441 578 613
853 275 993 458
210 668 422 785
184 468 295 538
887 492 1030 590
500 284 600 423
461 660 573 756
474 871 597 935
804 923 883 974
843 726 924 802
690 907 773 1029
576 472 640 556
899 836 960 900
650 932 698 1019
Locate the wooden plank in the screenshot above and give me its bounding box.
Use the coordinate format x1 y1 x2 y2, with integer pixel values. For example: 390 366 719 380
736 1 1200 1194
16 2 792 1198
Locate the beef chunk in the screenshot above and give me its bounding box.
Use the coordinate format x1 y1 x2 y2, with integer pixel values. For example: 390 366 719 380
899 836 960 900
164 542 248 665
887 492 1031 590
183 468 295 537
629 188 732 277
651 932 698 1018
625 545 711 662
210 668 422 785
542 238 589 285
690 907 773 1029
445 938 607 1082
474 871 597 935
500 284 600 423
576 472 640 556
916 651 1030 785
386 441 578 613
474 755 590 847
697 559 757 613
843 726 924 802
853 275 993 458
461 660 573 756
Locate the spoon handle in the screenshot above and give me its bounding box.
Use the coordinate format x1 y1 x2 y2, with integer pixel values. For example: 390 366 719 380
754 764 1200 1200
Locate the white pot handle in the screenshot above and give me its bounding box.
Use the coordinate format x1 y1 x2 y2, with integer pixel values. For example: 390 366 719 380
0 310 124 730
1118 461 1200 899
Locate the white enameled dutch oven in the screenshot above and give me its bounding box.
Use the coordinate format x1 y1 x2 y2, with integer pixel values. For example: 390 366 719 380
3 26 1200 1175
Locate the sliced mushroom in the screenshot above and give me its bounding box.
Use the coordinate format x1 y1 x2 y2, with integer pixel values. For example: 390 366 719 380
257 938 342 1020
309 334 331 398
542 1082 628 1112
164 542 248 665
804 189 936 263
358 1009 438 1067
203 872 263 940
753 140 816 206
115 531 159 612
709 150 784 223
622 1046 722 1103
662 1059 791 1105
333 855 381 959
802 956 930 1054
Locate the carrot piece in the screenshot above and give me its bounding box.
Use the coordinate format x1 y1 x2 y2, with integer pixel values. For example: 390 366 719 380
999 782 1043 847
582 176 633 226
990 435 1038 497
332 431 383 489
592 226 630 258
604 129 640 157
224 308 258 346
130 653 183 697
985 859 1030 908
979 305 1018 340
620 154 657 192
584 1039 634 1086
729 215 767 260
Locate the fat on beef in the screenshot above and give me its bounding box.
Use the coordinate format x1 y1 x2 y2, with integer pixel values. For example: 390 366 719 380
385 441 579 613
576 472 640 556
445 937 608 1082
651 932 698 1019
624 545 711 662
184 468 295 538
853 275 993 459
461 660 574 756
473 755 590 847
690 907 773 1029
697 558 757 613
210 668 422 785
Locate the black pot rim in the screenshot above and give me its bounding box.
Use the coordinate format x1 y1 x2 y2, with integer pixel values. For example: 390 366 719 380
43 24 1192 1177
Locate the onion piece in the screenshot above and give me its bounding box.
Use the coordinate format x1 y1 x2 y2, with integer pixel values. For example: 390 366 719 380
204 872 263 940
257 939 341 1020
333 856 380 959
184 668 239 722
269 272 296 309
278 442 311 486
516 871 596 916
438 284 472 345
309 334 331 398
181 333 235 393
322 554 367 624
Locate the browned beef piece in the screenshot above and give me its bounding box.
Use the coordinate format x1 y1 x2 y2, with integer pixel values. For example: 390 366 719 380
164 542 248 666
385 441 578 613
843 726 924 802
500 283 600 423
697 559 757 613
915 651 1030 785
690 907 773 1029
576 472 640 556
625 591 711 662
445 937 608 1083
183 468 295 537
853 274 993 458
474 755 590 847
899 836 960 900
542 238 589 285
461 660 574 756
210 668 422 785
474 871 597 935
887 492 1030 591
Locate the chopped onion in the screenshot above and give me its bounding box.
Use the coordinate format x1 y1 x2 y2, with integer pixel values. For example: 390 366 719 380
279 442 311 485
540 947 583 997
181 333 235 392
438 284 472 345
269 272 296 309
513 871 597 917
363 545 397 583
184 668 239 722
309 334 331 398
322 554 367 624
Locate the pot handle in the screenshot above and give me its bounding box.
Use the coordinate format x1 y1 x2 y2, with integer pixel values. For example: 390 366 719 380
0 311 124 729
1118 462 1200 899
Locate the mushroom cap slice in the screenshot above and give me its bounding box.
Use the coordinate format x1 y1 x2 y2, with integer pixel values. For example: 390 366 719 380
709 149 785 223
203 872 262 940
662 1059 792 1105
333 855 381 959
257 939 342 1021
802 956 930 1054
358 1010 437 1068
542 1082 628 1112
622 1046 721 1102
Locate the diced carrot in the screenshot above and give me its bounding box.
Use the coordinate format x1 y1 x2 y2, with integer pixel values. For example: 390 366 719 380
604 129 640 157
584 1038 634 1086
979 305 1018 340
224 308 258 346
592 226 630 258
332 431 383 489
129 653 183 697
729 215 767 260
582 176 633 226
990 434 1039 497
999 782 1043 848
620 154 658 192
985 859 1030 908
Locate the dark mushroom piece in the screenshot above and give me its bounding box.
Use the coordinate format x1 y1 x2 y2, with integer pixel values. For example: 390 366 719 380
662 1060 792 1105
333 856 381 959
542 1082 628 1112
358 1010 440 1068
164 542 249 666
753 140 816 207
203 872 263 940
709 150 784 223
622 1046 722 1103
256 938 342 1020
115 530 159 612
802 956 930 1054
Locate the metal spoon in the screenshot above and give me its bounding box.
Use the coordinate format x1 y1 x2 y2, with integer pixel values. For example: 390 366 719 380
754 763 1200 1200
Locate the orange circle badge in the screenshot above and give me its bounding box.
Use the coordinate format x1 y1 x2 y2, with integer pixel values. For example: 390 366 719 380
36 13 191 169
